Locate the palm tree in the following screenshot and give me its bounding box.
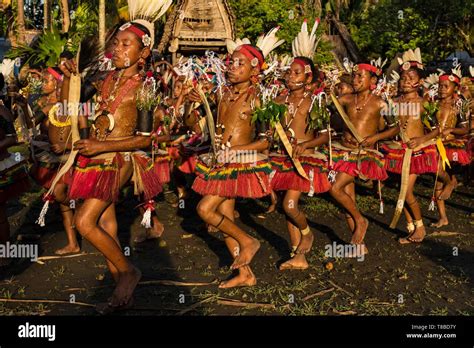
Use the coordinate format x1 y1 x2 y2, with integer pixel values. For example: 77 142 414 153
99 0 105 47
17 0 26 44
44 0 51 30
60 0 70 33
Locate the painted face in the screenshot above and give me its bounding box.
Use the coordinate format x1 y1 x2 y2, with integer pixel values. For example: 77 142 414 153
285 62 310 91
399 69 421 93
110 30 144 69
352 69 374 92
438 79 457 99
41 72 57 94
227 51 255 84
336 82 354 97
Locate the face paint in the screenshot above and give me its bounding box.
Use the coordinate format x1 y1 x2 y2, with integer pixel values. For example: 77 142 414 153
233 58 240 69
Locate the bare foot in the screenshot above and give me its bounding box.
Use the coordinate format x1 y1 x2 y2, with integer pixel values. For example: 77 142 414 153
147 220 164 239
279 255 308 270
296 230 314 254
430 218 448 228
351 218 368 244
399 225 426 244
219 269 256 288
54 244 80 255
110 266 141 307
438 177 457 200
265 204 276 214
231 238 260 269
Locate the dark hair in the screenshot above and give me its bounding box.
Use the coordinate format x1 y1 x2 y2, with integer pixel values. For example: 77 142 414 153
60 51 74 60
0 73 4 91
293 56 318 83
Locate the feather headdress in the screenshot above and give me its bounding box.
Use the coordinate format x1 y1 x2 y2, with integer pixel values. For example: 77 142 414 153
291 19 320 59
397 47 423 71
256 27 285 58
120 0 173 48
439 64 462 85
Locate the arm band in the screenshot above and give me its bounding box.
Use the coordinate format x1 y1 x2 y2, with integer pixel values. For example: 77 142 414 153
136 109 153 136
79 128 90 139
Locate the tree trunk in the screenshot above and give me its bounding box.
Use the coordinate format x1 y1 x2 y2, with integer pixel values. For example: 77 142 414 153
99 0 106 48
44 0 51 30
60 0 70 33
17 0 26 45
329 14 361 62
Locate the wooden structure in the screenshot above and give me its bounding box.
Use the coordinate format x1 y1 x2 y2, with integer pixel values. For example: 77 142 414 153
157 0 235 62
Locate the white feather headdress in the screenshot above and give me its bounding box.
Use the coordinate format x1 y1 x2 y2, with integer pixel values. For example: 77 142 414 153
292 19 320 59
226 38 252 55
0 59 16 84
397 47 423 71
256 27 285 58
470 66 474 78
121 0 173 48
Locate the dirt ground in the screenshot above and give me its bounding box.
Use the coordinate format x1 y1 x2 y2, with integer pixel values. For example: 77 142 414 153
0 169 473 316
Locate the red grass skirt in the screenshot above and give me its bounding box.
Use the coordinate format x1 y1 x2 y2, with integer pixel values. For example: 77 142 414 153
168 146 197 174
270 154 331 193
69 152 162 203
31 161 73 189
330 147 388 181
0 159 30 203
153 151 171 184
381 142 438 175
443 139 470 165
192 155 272 198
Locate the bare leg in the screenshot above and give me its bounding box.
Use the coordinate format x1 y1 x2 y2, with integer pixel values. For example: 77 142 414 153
431 184 449 228
343 183 356 233
437 164 457 200
329 172 368 245
54 184 80 255
279 220 308 270
399 174 426 244
265 189 278 214
282 190 313 255
197 195 260 270
218 199 256 288
98 204 121 283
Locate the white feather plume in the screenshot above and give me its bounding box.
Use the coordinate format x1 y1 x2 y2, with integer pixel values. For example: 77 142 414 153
397 47 423 66
292 19 320 59
256 27 285 58
469 66 474 78
0 59 15 83
226 38 251 54
127 0 173 47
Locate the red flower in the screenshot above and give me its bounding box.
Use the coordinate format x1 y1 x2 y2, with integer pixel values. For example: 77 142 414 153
146 71 154 78
105 52 112 59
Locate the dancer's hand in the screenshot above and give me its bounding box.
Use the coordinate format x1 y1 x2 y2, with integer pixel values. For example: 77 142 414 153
188 89 202 103
292 143 307 158
360 134 378 148
73 139 104 156
59 59 78 78
441 128 453 138
407 137 423 149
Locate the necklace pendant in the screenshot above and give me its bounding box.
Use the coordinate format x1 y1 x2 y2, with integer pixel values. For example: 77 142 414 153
239 112 247 120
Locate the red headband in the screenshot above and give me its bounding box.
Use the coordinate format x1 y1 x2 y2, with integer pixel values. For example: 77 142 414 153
355 63 381 76
439 74 460 85
47 67 63 82
293 58 312 75
236 44 264 69
119 22 151 46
